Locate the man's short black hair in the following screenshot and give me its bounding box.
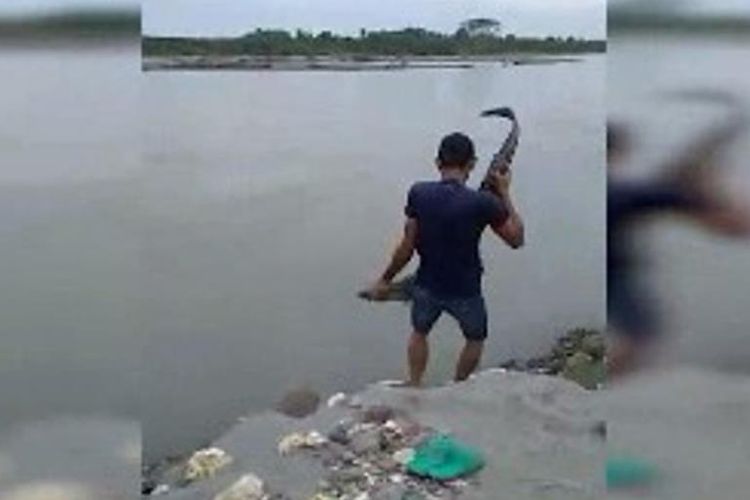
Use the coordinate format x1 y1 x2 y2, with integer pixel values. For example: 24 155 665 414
438 132 476 167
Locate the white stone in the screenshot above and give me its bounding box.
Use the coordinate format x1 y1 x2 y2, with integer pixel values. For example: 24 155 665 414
305 430 327 447
383 420 401 433
389 473 406 484
277 432 306 455
152 484 170 495
326 392 349 407
392 448 415 465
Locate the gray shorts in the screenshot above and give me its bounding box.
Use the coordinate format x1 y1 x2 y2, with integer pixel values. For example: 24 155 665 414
410 285 488 341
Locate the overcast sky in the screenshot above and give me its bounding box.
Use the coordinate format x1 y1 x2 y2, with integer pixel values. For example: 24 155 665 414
142 0 606 39
2 1 747 37
0 1 135 14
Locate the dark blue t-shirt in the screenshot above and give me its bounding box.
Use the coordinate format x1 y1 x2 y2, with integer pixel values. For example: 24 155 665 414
607 179 707 274
405 179 509 298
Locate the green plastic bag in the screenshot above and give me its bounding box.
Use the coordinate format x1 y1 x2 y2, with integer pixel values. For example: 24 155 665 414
606 456 658 489
407 434 485 480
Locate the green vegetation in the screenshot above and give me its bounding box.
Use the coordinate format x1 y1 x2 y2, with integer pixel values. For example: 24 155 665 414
609 9 750 35
0 8 139 38
143 27 605 58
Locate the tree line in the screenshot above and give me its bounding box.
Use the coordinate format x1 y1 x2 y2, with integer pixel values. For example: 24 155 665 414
0 8 138 38
142 27 605 57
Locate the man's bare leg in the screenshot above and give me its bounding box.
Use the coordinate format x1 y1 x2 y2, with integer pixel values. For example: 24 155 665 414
455 340 484 382
407 332 429 387
608 335 656 380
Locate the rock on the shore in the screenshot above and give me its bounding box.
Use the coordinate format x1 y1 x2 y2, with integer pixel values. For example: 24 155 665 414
581 333 606 359
500 328 606 390
274 387 321 419
562 352 604 390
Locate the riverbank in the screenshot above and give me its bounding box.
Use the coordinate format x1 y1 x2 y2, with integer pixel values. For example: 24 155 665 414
144 370 604 499
143 329 606 498
141 54 584 71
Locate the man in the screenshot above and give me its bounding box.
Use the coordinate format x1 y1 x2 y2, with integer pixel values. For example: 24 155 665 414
607 123 750 376
364 132 524 386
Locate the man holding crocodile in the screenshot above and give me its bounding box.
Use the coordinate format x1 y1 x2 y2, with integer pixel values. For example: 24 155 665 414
361 109 525 386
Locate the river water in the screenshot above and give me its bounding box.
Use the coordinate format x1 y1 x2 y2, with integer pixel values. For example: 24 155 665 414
1 49 607 468
2 33 748 498
0 45 141 497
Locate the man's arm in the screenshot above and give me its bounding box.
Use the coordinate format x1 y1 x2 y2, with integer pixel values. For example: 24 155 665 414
689 199 750 237
379 217 418 282
363 218 418 300
485 169 525 249
491 189 525 249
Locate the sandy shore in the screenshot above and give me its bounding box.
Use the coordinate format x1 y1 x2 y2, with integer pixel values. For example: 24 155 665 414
145 370 604 499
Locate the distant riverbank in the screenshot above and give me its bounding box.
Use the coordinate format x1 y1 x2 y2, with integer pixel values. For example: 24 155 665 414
142 28 604 72
142 54 585 71
142 29 604 56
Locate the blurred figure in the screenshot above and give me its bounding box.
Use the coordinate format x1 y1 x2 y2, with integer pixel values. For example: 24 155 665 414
607 109 750 376
607 3 750 499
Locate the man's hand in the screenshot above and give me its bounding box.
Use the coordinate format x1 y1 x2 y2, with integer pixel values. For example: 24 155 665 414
360 217 417 301
487 168 512 196
361 279 392 301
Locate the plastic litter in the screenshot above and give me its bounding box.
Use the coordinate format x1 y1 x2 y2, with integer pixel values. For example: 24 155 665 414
606 455 659 489
277 406 477 498
278 431 328 455
406 434 485 480
393 448 415 465
151 484 170 496
183 447 233 482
